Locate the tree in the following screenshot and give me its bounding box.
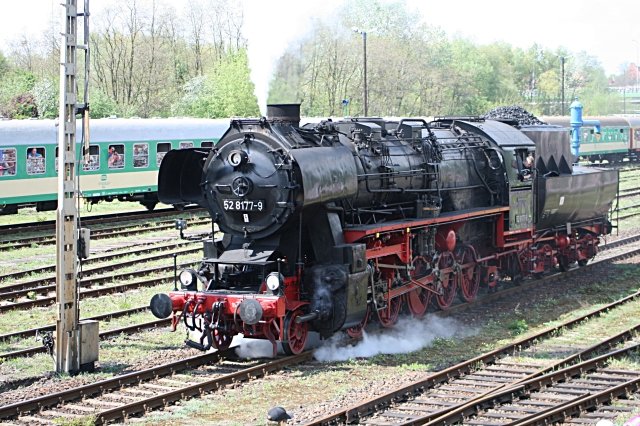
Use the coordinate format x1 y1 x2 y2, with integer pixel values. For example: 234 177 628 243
172 49 258 118
0 69 36 118
32 78 58 118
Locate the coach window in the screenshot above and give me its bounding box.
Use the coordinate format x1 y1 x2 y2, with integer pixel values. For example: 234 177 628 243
179 141 194 149
0 148 17 176
201 141 214 148
83 145 100 171
133 143 149 168
108 144 124 169
157 142 171 167
26 147 45 175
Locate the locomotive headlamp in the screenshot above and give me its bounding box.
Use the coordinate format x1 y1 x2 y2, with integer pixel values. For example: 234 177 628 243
266 272 283 292
179 268 198 291
228 150 248 167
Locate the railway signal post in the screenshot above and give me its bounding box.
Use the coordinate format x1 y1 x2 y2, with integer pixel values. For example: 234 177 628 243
55 0 98 374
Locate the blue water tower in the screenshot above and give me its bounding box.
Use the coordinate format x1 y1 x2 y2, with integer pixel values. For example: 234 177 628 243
570 98 600 162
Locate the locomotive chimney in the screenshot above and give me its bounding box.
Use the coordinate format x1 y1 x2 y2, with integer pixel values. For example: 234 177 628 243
267 104 301 127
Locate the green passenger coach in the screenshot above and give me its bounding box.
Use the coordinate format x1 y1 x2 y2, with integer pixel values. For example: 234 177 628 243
542 116 638 163
0 118 228 214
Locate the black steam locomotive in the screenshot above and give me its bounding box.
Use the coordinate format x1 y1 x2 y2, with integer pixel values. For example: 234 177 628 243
150 104 618 355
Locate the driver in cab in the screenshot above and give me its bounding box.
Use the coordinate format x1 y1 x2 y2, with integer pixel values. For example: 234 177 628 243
521 151 534 180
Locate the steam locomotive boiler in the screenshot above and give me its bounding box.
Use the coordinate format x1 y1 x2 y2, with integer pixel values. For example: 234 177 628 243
150 104 618 355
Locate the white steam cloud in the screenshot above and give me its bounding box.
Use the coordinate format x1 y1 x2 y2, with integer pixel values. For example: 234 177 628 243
314 315 473 362
242 0 341 115
234 335 276 358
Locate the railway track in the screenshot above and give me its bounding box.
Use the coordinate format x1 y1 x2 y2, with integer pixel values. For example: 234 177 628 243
0 305 148 343
584 163 640 172
0 316 170 360
1 231 638 358
619 189 640 199
307 292 640 425
0 245 200 297
0 258 198 314
1 228 638 423
0 206 203 235
0 239 199 283
0 217 211 252
432 347 640 425
0 350 313 424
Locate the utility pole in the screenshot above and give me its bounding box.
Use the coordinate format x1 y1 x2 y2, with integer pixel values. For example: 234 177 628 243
56 0 97 374
561 56 565 114
353 28 368 117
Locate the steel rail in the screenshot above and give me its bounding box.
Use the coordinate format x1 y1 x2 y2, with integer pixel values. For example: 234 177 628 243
0 218 210 251
0 262 196 314
0 206 203 235
0 247 200 297
0 351 312 423
0 318 171 360
421 343 640 426
508 377 640 425
411 332 640 425
0 350 232 420
94 352 313 425
0 240 198 282
0 305 149 342
306 285 640 424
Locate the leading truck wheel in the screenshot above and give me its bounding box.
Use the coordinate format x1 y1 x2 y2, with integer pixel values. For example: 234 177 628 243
213 330 233 351
346 304 370 339
282 310 308 355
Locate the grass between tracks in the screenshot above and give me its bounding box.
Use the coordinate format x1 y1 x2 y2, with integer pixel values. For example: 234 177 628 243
141 258 640 426
0 223 209 277
0 248 202 289
0 200 174 227
0 282 187 376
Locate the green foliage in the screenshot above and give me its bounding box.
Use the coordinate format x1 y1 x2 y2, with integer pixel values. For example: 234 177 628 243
0 0 629 118
172 49 259 118
32 78 58 118
89 88 118 118
509 319 529 335
0 70 37 118
269 0 618 117
7 93 38 119
0 51 8 76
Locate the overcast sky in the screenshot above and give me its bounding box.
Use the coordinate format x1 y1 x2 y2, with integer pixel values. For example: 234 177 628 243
0 0 638 76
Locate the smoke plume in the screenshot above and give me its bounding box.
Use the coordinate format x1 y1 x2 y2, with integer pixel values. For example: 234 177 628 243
314 314 473 362
242 0 340 115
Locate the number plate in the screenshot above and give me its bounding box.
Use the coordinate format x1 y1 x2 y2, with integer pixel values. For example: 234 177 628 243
222 199 265 212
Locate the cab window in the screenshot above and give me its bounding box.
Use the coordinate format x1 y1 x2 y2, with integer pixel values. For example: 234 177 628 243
133 143 149 168
26 147 45 175
179 141 194 149
108 144 124 169
157 142 171 167
0 148 17 176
